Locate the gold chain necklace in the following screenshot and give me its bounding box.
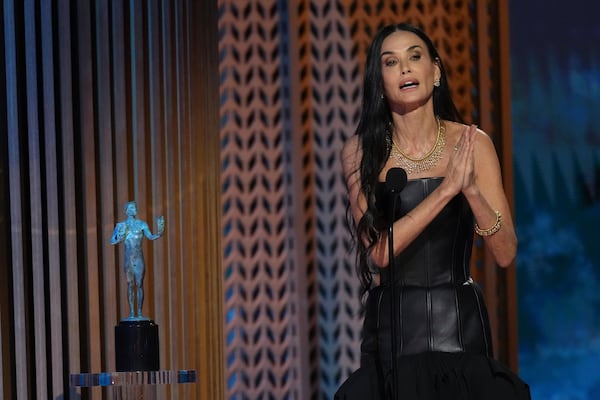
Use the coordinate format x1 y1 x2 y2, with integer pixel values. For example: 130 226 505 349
389 117 446 174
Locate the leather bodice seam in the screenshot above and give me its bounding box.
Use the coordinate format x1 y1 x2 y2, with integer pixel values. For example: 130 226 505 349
399 288 404 352
452 195 463 349
470 282 491 356
454 285 464 351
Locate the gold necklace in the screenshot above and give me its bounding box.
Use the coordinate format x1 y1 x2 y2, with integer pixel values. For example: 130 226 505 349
389 117 446 174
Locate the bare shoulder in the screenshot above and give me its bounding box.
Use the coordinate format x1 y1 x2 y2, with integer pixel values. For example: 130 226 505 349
470 126 503 177
472 126 498 157
444 120 496 153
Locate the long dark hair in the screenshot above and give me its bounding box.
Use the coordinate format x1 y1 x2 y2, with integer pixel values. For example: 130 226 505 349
350 23 463 300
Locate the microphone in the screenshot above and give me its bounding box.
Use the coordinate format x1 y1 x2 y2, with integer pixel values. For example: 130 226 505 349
384 167 406 400
384 168 407 222
385 167 407 194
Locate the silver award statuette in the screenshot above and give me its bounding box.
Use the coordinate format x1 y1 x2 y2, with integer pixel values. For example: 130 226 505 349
110 201 165 321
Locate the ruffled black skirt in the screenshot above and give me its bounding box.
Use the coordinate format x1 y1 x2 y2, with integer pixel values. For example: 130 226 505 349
334 351 531 400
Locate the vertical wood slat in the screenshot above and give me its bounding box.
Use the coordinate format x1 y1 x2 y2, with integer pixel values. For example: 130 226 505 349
23 0 49 398
161 0 177 385
94 0 119 373
167 0 180 379
146 2 167 396
4 0 30 397
75 2 103 392
191 0 224 397
129 0 151 333
474 0 500 357
176 4 191 398
496 0 519 372
474 0 518 368
0 151 9 400
40 0 65 396
0 55 8 393
57 0 82 382
130 0 148 213
145 0 159 325
110 0 131 319
0 313 5 398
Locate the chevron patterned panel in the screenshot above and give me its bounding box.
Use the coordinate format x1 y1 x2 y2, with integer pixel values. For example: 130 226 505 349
219 1 302 398
287 2 322 399
303 1 364 398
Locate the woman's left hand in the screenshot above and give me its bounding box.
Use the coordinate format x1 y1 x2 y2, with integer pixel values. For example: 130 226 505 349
457 124 478 195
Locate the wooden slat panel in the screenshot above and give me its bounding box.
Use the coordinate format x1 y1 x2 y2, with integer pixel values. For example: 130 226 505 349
476 0 501 361
0 310 6 398
130 0 149 213
57 0 82 383
75 5 102 399
0 141 11 400
161 0 178 386
475 3 500 356
1 1 218 398
191 1 224 398
23 0 49 397
473 0 519 369
146 2 168 397
110 0 132 321
39 0 65 395
165 1 185 386
173 5 190 399
94 0 119 373
497 0 519 372
4 1 30 396
146 0 159 327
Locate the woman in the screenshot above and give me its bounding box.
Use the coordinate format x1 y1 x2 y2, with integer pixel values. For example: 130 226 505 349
335 23 530 399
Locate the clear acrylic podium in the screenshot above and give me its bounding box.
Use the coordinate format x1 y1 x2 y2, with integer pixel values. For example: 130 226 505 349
70 369 197 399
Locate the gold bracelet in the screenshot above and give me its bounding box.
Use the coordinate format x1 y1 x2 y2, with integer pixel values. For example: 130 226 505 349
474 210 503 236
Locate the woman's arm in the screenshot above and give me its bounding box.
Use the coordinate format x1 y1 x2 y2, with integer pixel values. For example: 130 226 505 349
342 134 461 268
462 129 517 267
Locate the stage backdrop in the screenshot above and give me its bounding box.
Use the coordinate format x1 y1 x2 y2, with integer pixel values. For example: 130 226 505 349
510 0 600 398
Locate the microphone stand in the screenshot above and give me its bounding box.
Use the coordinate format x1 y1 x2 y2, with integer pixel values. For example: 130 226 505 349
385 167 406 400
388 194 399 400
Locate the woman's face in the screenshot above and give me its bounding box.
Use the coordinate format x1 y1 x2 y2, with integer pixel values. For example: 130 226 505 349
379 30 440 109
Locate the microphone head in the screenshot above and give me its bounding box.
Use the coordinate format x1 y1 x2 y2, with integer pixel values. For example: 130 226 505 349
385 168 408 193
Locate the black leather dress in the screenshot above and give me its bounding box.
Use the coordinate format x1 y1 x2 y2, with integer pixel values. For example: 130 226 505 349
335 178 530 399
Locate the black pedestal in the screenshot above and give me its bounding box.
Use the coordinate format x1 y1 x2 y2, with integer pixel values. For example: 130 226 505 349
115 320 160 372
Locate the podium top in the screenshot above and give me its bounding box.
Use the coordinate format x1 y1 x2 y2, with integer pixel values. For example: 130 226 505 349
70 369 197 387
